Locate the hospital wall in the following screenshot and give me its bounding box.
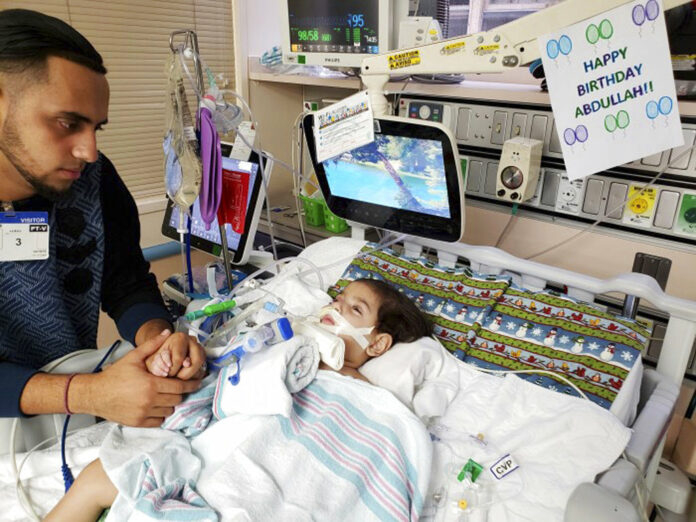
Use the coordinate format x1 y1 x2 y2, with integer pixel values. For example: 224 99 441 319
236 0 696 304
246 68 696 304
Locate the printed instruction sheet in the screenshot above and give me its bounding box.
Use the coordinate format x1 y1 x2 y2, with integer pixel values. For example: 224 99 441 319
313 90 374 163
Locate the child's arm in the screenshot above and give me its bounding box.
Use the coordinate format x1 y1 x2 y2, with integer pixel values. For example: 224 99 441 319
44 458 117 522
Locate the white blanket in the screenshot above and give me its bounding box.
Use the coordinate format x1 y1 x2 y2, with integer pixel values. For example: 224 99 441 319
424 362 630 521
0 363 632 522
213 334 320 419
196 371 432 521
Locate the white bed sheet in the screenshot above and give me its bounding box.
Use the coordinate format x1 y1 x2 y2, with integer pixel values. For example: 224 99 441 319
424 361 631 521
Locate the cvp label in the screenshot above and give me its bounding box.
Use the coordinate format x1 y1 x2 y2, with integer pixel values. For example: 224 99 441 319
0 211 50 261
490 454 519 480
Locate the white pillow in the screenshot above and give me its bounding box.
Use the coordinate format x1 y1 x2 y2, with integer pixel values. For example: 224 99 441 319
359 336 460 423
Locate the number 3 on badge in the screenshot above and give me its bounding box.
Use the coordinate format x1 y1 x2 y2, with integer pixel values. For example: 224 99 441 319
0 212 49 261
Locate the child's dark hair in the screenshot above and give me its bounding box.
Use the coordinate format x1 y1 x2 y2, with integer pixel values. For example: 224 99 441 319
355 278 432 344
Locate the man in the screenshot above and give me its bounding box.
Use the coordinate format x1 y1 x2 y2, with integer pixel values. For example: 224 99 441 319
0 9 205 427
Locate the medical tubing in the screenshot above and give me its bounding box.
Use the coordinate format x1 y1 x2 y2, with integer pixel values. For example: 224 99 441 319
211 86 281 261
228 256 325 299
623 448 668 522
186 213 194 293
14 426 85 522
219 87 311 186
494 203 518 248
177 211 192 294
524 143 696 260
428 423 525 513
624 449 651 522
13 341 122 521
294 232 408 282
293 112 309 247
467 365 589 401
59 340 122 492
256 140 279 261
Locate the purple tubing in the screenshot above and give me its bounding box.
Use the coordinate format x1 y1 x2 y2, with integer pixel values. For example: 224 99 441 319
198 105 222 231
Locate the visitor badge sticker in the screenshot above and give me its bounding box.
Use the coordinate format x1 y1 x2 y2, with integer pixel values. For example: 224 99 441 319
540 0 683 180
313 90 374 163
0 212 49 261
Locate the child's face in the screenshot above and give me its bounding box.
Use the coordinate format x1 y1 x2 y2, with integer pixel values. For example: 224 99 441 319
321 281 382 368
322 281 380 330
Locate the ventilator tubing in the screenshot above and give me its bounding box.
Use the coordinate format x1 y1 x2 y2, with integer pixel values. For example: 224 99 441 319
315 307 374 349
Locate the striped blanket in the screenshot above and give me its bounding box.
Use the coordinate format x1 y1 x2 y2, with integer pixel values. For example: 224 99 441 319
195 371 432 521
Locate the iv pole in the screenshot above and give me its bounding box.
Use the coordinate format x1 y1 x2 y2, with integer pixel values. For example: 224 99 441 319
169 29 235 291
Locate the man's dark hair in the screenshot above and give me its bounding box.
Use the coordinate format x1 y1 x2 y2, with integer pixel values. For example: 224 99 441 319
356 278 433 344
0 9 106 76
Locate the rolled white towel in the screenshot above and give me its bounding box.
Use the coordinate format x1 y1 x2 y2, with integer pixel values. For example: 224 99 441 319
212 334 319 419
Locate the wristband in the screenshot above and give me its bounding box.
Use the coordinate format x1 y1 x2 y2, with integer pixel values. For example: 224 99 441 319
64 373 77 415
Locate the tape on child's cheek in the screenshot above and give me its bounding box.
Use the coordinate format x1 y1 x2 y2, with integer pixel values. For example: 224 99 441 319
317 307 373 350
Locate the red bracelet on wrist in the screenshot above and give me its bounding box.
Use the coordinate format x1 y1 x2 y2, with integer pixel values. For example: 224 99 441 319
64 373 77 415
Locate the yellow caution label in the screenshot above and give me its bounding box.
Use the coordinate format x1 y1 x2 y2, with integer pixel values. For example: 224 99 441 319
441 41 466 55
474 44 500 56
387 50 421 70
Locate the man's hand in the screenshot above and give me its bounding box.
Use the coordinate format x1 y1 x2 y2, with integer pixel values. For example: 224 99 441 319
145 332 206 380
70 330 201 427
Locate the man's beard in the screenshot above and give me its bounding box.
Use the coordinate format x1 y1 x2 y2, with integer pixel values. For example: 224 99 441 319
0 116 73 202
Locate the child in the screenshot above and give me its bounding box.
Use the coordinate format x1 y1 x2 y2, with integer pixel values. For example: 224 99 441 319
318 278 432 380
45 278 432 521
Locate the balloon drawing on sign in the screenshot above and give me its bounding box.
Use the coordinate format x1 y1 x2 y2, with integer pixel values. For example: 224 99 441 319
588 20 613 49
559 35 572 55
563 125 589 151
645 0 659 21
564 128 576 146
599 19 614 40
658 96 673 116
604 114 618 133
546 39 560 59
575 125 589 143
632 4 646 26
586 24 600 45
659 96 674 126
547 35 572 65
616 110 630 130
646 100 659 127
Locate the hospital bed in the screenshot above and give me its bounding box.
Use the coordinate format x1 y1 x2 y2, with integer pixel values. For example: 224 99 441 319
394 236 695 521
3 0 695 519
0 234 694 521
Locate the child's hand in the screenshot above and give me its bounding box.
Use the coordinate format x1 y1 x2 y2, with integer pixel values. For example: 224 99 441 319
145 346 191 377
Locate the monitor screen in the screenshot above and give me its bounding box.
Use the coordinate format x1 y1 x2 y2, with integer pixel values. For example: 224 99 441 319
323 134 451 219
161 153 267 265
281 0 393 68
303 115 464 242
288 0 380 55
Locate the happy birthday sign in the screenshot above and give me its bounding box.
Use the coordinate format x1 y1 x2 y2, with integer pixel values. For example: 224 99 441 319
540 0 683 180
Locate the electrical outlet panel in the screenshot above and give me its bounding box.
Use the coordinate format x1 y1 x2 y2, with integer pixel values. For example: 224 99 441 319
397 97 696 246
